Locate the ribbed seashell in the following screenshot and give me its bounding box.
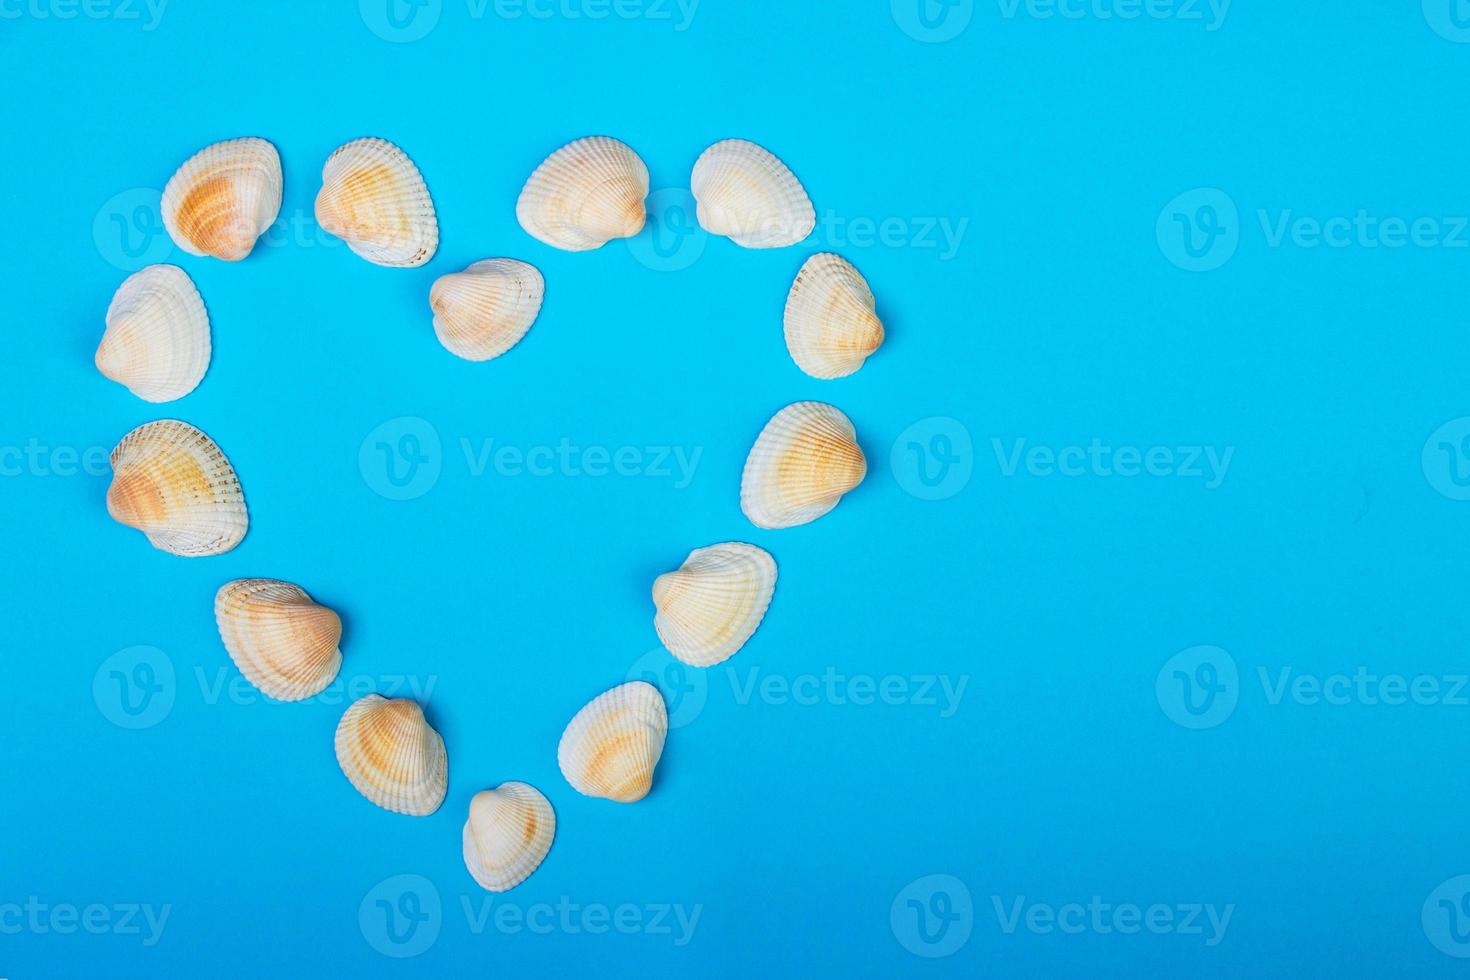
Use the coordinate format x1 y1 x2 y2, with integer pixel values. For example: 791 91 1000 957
315 138 438 268
690 139 815 249
784 253 884 379
462 782 556 892
107 420 247 557
96 265 210 402
740 402 866 529
335 695 447 816
161 138 282 261
215 579 342 702
430 259 544 361
557 681 667 803
653 543 777 667
516 137 649 251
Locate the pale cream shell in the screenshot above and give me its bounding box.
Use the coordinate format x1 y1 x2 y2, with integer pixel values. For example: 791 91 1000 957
516 136 649 251
96 264 211 402
107 420 248 557
784 253 884 379
653 543 777 667
462 782 556 892
334 695 447 816
740 402 866 529
315 138 438 268
215 579 343 702
161 137 282 261
557 681 667 803
690 139 815 249
430 259 544 361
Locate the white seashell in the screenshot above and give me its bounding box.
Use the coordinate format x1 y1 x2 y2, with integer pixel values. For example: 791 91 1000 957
557 681 667 803
430 259 544 361
462 782 556 892
161 138 282 261
315 138 438 267
215 579 342 702
335 695 447 816
690 139 815 249
96 264 211 402
653 543 777 667
740 402 866 529
107 420 247 557
516 136 649 251
784 253 884 379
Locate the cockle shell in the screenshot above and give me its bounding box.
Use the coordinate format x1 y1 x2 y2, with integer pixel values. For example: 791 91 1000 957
740 402 866 529
516 136 649 251
557 681 667 803
335 695 447 816
107 420 247 557
690 139 815 249
315 138 438 268
462 782 556 892
161 138 282 261
215 579 342 702
96 264 211 402
653 543 777 668
430 259 544 361
784 253 884 379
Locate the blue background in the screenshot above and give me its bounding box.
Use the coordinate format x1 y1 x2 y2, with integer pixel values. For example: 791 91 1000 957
3 1 1470 976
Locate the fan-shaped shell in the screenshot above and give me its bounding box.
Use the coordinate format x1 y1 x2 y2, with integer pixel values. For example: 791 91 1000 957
740 402 866 529
315 138 438 268
653 543 777 667
430 259 544 361
215 579 342 702
462 782 556 892
557 681 667 803
784 253 884 379
161 137 282 261
106 420 247 557
515 137 649 251
690 139 815 249
96 264 210 402
334 695 447 816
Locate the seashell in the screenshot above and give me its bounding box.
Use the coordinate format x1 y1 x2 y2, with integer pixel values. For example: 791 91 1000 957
516 136 649 251
430 259 544 361
107 420 247 557
557 681 667 803
740 402 866 529
690 139 815 249
96 265 211 402
653 543 777 667
161 137 282 261
784 253 885 379
335 695 447 816
215 579 342 702
315 138 438 267
462 782 556 892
